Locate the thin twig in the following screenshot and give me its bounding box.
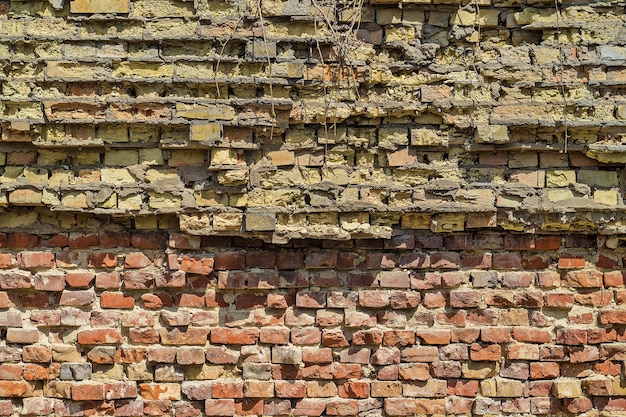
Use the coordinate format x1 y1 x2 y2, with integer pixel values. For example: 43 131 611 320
214 13 246 99
554 0 569 153
257 0 276 140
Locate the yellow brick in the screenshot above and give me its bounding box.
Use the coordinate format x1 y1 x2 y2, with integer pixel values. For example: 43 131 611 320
113 62 174 79
131 0 194 17
148 192 181 209
101 168 136 184
190 124 222 142
177 103 236 121
47 62 110 79
71 0 130 13
9 189 43 205
103 150 138 166
118 194 143 211
26 19 79 38
144 20 197 39
213 212 243 231
139 149 164 166
61 192 88 208
195 190 227 206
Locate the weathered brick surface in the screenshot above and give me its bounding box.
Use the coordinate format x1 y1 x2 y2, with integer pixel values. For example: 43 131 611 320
0 0 626 415
0 232 619 414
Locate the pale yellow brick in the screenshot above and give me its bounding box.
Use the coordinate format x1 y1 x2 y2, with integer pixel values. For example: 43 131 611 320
148 192 181 209
546 170 576 187
213 212 243 231
47 62 110 79
71 0 130 13
118 194 143 211
61 192 88 208
177 104 236 121
103 150 138 167
190 124 222 142
112 62 174 79
101 168 136 184
9 189 43 205
139 149 164 166
594 189 619 206
267 151 295 166
195 190 228 206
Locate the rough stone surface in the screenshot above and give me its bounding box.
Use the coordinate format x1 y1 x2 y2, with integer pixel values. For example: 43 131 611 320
0 1 625 416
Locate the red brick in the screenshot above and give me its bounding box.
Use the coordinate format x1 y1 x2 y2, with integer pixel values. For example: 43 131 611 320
449 290 481 308
292 328 322 345
416 330 451 345
245 251 276 268
77 329 123 345
33 272 65 292
469 343 501 361
17 251 54 269
131 232 167 249
544 293 574 308
512 327 551 343
534 236 561 250
306 251 338 268
337 381 368 399
599 310 626 324
204 399 235 417
168 233 200 250
564 270 603 287
235 399 263 415
95 272 120 289
180 256 214 275
39 234 68 248
160 328 210 345
365 253 395 269
68 233 98 248
72 383 104 401
123 270 157 289
87 252 118 268
59 290 95 306
124 252 152 268
0 271 32 289
211 381 243 399
213 252 245 270
430 252 460 269
604 270 625 286
558 255 586 269
7 233 38 249
65 271 95 288
277 252 305 269
210 328 258 345
293 399 325 416
98 232 131 248
492 253 522 270
0 381 33 397
536 271 560 287
530 362 559 379
556 329 587 345
481 328 511 343
597 255 619 269
447 379 479 397
275 380 306 398
0 254 12 269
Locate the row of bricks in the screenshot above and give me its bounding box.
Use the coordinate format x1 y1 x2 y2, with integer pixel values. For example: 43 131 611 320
0 249 618 271
3 282 626 311
0 230 607 250
4 321 626 356
2 376 626 400
2 396 619 417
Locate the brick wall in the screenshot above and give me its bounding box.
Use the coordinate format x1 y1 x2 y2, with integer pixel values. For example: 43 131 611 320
0 230 625 416
1 0 626 415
